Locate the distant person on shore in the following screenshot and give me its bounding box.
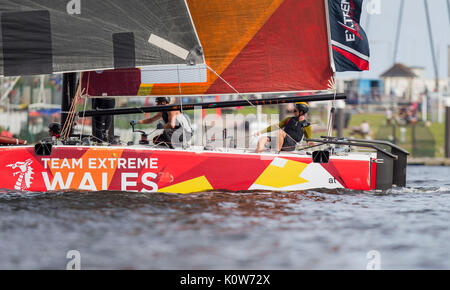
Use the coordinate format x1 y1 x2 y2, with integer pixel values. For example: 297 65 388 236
350 120 371 139
254 102 313 153
395 105 418 125
406 110 418 125
385 108 393 125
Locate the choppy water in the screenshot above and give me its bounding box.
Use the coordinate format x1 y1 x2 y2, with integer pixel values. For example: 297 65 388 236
1 166 450 270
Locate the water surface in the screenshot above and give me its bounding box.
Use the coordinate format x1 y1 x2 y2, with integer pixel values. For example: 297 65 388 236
1 166 450 270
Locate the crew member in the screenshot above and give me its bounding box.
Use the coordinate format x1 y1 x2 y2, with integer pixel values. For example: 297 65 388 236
255 102 312 153
131 97 192 149
48 123 61 141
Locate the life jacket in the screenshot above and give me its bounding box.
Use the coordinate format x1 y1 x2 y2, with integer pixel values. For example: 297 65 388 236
284 117 309 143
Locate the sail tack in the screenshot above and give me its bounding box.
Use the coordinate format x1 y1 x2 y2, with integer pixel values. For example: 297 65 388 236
0 0 202 76
82 0 334 97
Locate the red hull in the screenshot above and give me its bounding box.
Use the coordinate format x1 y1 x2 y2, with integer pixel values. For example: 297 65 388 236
0 146 376 193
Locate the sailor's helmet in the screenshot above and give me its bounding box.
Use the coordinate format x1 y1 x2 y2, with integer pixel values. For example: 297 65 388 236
295 102 309 114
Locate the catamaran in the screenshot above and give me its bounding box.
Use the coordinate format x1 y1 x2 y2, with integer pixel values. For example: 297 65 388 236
0 0 408 193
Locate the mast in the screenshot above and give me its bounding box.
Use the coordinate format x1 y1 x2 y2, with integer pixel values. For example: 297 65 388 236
447 0 450 28
61 73 77 135
393 0 404 64
423 0 439 92
92 98 116 143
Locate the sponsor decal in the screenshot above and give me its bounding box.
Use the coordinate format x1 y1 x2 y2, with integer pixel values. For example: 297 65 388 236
338 0 362 42
7 159 35 191
40 157 159 192
0 148 372 193
328 0 370 72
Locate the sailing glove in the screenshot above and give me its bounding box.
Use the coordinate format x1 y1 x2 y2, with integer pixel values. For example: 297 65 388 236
130 120 138 126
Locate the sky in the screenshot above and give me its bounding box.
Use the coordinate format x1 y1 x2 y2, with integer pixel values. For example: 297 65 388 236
337 0 450 80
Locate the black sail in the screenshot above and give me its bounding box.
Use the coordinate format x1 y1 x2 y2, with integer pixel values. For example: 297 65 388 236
0 0 201 76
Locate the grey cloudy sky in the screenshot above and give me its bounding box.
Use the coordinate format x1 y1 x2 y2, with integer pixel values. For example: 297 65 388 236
337 0 450 80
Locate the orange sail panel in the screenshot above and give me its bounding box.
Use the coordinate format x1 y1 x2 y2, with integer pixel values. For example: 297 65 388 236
82 0 333 96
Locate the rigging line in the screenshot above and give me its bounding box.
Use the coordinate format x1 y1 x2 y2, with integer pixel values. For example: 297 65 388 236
205 64 256 109
60 79 75 138
62 95 77 139
65 87 83 139
62 84 83 139
61 78 81 138
326 76 337 137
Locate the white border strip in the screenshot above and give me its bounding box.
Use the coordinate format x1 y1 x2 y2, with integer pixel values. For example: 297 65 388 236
331 40 370 61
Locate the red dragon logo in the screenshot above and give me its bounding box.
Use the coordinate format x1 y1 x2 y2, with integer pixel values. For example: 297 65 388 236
7 159 35 191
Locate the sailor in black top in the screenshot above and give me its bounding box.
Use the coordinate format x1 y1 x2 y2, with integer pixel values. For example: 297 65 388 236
131 97 192 149
255 102 313 153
